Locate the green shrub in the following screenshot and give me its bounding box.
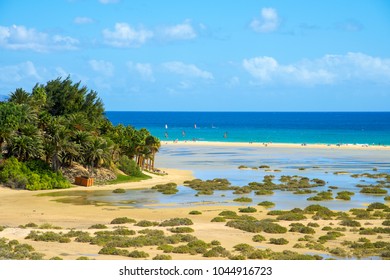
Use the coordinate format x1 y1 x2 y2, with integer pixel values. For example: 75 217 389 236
99 246 129 256
159 218 193 227
258 201 275 208
382 220 390 226
153 254 172 260
384 196 390 201
210 240 221 246
135 220 159 227
233 197 253 203
168 227 194 233
218 211 238 218
277 213 307 221
270 238 289 245
336 191 355 200
189 210 202 215
25 231 71 243
128 250 149 258
259 165 270 169
152 183 178 195
340 219 361 227
157 244 174 253
307 222 319 228
113 188 126 194
289 223 315 234
110 217 136 224
211 217 226 222
0 158 70 190
89 224 108 229
239 207 257 213
367 202 389 210
255 189 274 195
118 155 142 176
307 191 333 201
252 234 266 242
50 256 63 260
360 187 387 194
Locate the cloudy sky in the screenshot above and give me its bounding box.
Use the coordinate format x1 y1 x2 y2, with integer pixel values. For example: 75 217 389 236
1 0 390 111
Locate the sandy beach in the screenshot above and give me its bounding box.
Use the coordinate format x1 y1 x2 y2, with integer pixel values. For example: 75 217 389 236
1 143 390 260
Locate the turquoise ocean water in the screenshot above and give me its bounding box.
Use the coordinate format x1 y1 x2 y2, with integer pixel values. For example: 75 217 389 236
106 112 390 145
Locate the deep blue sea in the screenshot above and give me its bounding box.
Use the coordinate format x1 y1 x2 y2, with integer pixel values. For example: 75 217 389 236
106 112 390 145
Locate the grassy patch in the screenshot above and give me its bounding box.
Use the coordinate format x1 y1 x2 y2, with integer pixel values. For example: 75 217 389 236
106 173 151 185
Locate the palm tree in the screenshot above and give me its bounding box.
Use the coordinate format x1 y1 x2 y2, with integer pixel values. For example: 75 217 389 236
82 136 112 176
145 136 160 171
44 118 72 172
9 134 43 161
9 88 30 105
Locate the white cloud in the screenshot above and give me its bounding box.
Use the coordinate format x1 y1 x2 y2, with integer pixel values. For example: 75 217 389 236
74 17 94 24
0 61 41 83
227 76 240 87
127 62 154 81
242 52 390 86
161 20 197 40
250 8 280 33
102 23 153 47
163 61 213 79
0 25 79 52
89 59 114 76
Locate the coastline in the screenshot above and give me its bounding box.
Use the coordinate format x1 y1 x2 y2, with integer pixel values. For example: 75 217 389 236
161 140 390 150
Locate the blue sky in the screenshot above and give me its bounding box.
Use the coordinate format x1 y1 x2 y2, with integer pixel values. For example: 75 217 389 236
1 0 390 111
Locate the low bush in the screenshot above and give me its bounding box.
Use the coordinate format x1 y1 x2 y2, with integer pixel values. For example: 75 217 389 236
211 217 226 222
252 234 266 242
135 220 159 227
307 191 333 201
112 188 126 194
367 202 389 210
152 183 178 195
128 250 149 258
218 211 238 218
168 227 194 233
340 219 361 227
239 207 257 213
289 223 315 234
255 189 274 195
233 197 253 203
307 222 319 228
269 238 289 245
360 187 387 195
110 217 136 224
382 220 390 226
336 191 355 200
153 254 172 260
277 213 307 221
159 218 193 227
258 201 275 208
189 210 202 215
118 155 143 177
89 224 108 229
25 231 71 243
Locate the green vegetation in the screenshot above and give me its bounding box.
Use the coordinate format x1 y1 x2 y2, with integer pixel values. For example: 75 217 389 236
239 207 257 213
88 224 108 229
339 219 361 227
258 201 275 208
189 210 202 215
159 218 193 227
233 197 253 203
112 188 126 194
151 183 178 195
255 189 274 195
226 219 287 234
289 223 316 234
0 238 44 260
168 227 194 233
336 191 355 201
183 178 233 195
360 187 388 195
252 234 266 242
25 231 71 243
134 220 159 227
307 191 333 201
110 217 136 224
269 238 289 245
0 77 160 190
211 217 226 222
153 254 172 260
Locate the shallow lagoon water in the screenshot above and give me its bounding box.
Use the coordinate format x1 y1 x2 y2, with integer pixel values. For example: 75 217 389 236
47 145 390 211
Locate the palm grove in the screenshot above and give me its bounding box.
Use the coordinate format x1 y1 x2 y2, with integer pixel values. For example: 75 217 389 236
0 77 160 190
